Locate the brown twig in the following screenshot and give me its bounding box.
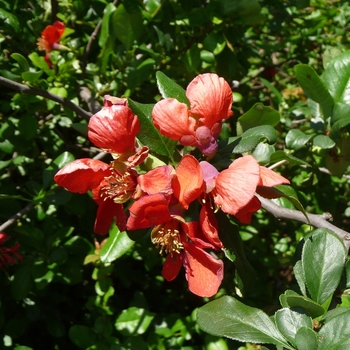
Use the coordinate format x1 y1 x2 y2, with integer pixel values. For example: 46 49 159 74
0 76 92 120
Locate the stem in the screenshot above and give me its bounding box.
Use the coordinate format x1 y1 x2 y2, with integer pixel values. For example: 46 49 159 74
257 194 350 250
0 76 92 121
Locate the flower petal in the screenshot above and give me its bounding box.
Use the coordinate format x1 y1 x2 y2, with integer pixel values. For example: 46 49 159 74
214 155 260 215
88 105 140 154
258 166 290 187
152 98 196 141
94 199 126 235
187 73 233 127
234 196 261 224
162 253 182 281
127 193 172 230
182 241 224 297
138 165 175 195
199 203 223 249
54 159 111 194
172 155 204 209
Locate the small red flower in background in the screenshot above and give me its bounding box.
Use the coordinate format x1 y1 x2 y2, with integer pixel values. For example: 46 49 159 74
37 21 65 68
54 96 148 235
0 233 22 269
152 73 233 156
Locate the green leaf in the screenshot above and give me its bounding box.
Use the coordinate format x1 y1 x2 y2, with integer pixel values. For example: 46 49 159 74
98 2 116 47
302 229 347 305
18 115 37 140
21 71 43 84
11 266 33 300
100 226 135 263
128 98 177 160
279 290 325 319
259 78 284 105
295 64 334 119
233 125 277 154
318 309 350 350
313 135 335 149
196 296 293 349
28 52 55 76
329 116 350 140
323 50 350 106
11 53 29 72
285 129 314 150
54 151 75 169
115 307 155 336
69 325 97 348
294 327 319 350
155 71 189 105
252 143 275 164
275 308 312 347
293 260 307 297
270 150 311 167
0 8 20 32
237 102 280 135
111 4 144 49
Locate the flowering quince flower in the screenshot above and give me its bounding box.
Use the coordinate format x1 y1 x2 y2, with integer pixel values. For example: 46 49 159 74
152 73 233 156
0 233 22 269
127 193 224 298
37 21 65 68
54 97 148 235
200 155 290 224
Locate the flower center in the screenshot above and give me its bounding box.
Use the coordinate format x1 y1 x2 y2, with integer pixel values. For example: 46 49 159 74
101 169 137 204
151 222 184 256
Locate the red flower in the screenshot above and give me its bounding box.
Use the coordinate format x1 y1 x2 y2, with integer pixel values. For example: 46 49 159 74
201 155 290 223
54 98 147 235
37 21 65 68
0 233 22 269
37 21 65 53
152 73 233 156
127 194 223 297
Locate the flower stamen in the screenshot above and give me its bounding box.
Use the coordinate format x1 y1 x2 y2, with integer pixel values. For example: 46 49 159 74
151 224 184 256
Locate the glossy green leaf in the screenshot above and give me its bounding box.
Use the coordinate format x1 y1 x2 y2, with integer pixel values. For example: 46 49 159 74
111 4 144 49
0 8 19 32
197 296 293 349
98 2 116 47
295 64 334 119
155 71 189 105
294 327 319 350
293 260 307 297
115 307 155 336
100 226 135 263
252 143 275 164
285 129 314 150
302 229 347 305
237 103 280 135
54 152 75 168
279 291 325 318
11 53 29 72
318 309 350 350
270 150 311 167
128 98 177 160
323 50 350 105
275 308 312 347
313 135 335 149
233 125 277 154
329 116 350 140
28 52 55 76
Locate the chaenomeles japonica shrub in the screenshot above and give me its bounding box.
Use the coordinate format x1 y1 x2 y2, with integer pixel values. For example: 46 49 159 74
51 70 350 349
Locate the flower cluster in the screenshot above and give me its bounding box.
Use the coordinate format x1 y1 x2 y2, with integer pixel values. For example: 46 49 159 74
37 21 65 68
0 233 22 270
54 73 289 297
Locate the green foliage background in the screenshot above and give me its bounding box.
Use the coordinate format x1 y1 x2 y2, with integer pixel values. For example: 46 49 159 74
1 0 350 349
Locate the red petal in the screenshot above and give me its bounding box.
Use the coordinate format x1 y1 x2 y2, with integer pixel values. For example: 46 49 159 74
182 241 224 297
199 203 223 249
41 25 61 46
234 196 261 224
162 253 182 281
94 199 126 235
214 155 260 215
258 166 290 186
187 73 233 127
138 165 175 195
152 99 196 141
172 155 204 209
88 105 140 154
183 220 218 250
127 194 172 230
53 21 65 37
54 159 111 193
